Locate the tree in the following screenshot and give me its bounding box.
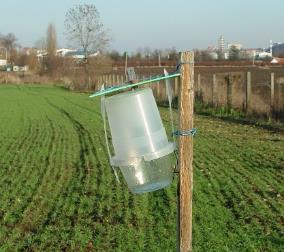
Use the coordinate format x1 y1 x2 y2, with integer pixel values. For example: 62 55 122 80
217 50 225 60
0 33 18 62
0 33 17 51
64 4 109 60
108 50 121 61
64 4 109 89
194 49 214 62
46 23 57 56
228 45 240 61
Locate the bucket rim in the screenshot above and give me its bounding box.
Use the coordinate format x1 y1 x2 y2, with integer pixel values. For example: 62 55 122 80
110 142 175 166
105 88 152 103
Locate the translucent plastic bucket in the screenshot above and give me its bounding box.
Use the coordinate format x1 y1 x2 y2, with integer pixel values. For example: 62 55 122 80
105 88 175 193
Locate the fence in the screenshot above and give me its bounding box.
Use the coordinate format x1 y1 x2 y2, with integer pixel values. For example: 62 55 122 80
95 72 284 119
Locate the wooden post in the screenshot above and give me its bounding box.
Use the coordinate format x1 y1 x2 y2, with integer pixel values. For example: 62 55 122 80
104 75 107 86
157 81 161 101
125 52 128 81
278 82 282 115
108 75 112 85
197 74 201 98
212 74 216 106
175 77 179 97
227 74 232 107
178 51 194 252
246 72 251 113
271 72 275 116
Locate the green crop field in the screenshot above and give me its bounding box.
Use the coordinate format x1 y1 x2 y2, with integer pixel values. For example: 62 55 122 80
0 85 283 251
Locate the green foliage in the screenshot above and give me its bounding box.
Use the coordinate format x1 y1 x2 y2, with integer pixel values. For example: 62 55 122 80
0 85 283 251
194 100 245 118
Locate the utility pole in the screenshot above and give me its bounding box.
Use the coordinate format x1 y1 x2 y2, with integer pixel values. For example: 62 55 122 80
178 51 194 252
124 51 128 81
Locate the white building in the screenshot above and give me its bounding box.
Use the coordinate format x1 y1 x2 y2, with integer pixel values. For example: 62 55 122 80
257 51 272 59
218 35 225 52
56 48 76 57
0 59 7 66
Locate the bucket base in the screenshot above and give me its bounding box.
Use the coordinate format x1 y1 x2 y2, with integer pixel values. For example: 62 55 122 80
119 154 174 194
129 178 172 194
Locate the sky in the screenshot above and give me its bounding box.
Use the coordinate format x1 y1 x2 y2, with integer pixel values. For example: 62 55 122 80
0 0 283 53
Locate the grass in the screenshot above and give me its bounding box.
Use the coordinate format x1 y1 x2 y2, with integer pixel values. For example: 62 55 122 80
0 84 283 251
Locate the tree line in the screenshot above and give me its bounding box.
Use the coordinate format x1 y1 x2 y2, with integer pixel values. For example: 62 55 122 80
0 3 258 90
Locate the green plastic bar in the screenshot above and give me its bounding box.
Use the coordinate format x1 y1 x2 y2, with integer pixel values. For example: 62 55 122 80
89 73 181 98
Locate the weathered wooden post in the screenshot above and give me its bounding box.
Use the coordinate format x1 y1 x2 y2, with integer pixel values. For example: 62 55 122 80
246 72 252 113
175 77 179 97
108 75 112 86
197 73 201 98
227 74 232 108
178 51 194 252
125 52 128 80
270 72 275 116
157 81 161 101
278 81 283 115
212 74 216 106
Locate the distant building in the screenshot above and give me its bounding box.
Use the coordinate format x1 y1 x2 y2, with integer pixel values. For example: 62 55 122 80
64 50 85 59
36 48 100 60
271 57 284 64
224 52 229 60
209 52 218 60
57 49 100 59
218 35 225 53
56 48 76 57
0 59 7 66
255 40 284 59
12 65 29 72
257 51 272 59
36 49 47 58
272 43 284 57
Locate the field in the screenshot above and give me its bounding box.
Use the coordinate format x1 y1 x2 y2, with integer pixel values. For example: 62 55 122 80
0 85 283 251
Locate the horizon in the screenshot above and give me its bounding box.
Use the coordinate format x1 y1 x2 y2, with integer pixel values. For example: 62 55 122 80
0 0 283 53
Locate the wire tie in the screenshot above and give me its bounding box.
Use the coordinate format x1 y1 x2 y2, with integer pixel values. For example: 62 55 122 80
172 128 197 137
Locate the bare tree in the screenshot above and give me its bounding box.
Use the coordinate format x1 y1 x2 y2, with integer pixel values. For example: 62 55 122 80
44 23 59 76
64 4 109 89
0 33 17 51
64 4 109 59
0 33 18 62
46 23 57 56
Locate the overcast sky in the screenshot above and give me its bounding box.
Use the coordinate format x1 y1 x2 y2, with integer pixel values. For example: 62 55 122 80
0 0 283 52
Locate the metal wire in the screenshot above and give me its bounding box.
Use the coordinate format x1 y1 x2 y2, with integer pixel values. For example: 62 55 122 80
90 72 181 98
172 128 197 137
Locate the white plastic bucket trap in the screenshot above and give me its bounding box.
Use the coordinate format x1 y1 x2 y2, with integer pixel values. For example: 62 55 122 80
104 88 175 194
